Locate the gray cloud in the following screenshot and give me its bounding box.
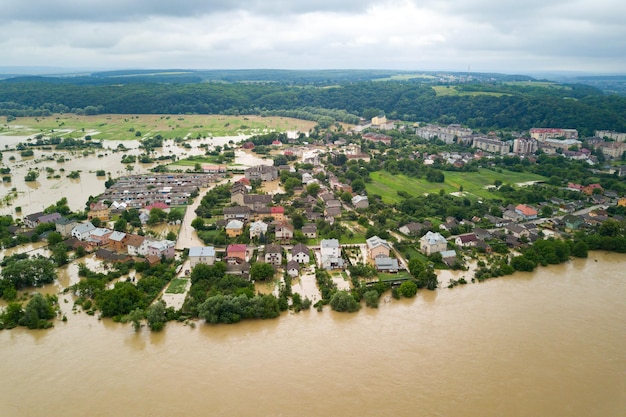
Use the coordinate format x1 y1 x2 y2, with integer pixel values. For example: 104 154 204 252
0 0 624 74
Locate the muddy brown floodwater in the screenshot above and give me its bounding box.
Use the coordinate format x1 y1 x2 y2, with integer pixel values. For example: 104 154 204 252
0 252 624 417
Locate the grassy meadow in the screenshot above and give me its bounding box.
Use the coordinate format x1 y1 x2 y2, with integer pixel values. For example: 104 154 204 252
366 169 546 204
431 86 511 97
1 114 319 141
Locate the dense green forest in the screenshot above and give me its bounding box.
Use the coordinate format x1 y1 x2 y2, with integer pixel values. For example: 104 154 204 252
2 69 626 135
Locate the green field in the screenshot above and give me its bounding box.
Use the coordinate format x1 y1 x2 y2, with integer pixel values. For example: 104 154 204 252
504 81 571 90
166 278 189 294
366 169 546 204
2 114 319 141
432 86 511 97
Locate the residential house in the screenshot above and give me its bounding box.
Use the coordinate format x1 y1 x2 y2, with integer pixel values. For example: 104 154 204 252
320 239 343 269
325 206 342 222
352 195 369 209
504 224 530 239
286 260 300 277
126 234 149 256
270 206 285 222
108 231 128 253
455 233 478 247
249 220 269 239
440 250 459 267
226 262 251 278
148 240 176 260
189 246 216 268
275 221 294 242
374 257 399 273
230 184 247 205
243 194 273 211
225 220 245 238
90 228 113 246
419 231 448 255
562 214 584 231
366 236 391 260
264 244 283 266
54 217 78 237
484 215 509 227
399 222 424 236
71 222 96 241
515 204 538 220
95 248 132 264
302 223 318 239
88 202 110 222
583 183 603 195
245 165 278 182
226 244 247 263
24 212 62 228
223 206 251 222
291 243 310 264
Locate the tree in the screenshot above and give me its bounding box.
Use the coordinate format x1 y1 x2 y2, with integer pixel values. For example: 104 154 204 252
571 240 589 258
128 308 144 332
0 302 24 329
146 301 166 331
167 209 184 223
306 183 320 197
408 258 425 278
363 290 380 308
25 170 39 182
329 290 360 312
398 280 418 298
250 263 275 281
47 231 63 246
51 242 69 267
191 217 205 230
148 208 167 225
114 218 127 232
18 293 56 329
1 256 57 290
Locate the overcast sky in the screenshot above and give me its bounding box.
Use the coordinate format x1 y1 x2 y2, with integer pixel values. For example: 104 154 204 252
1 0 624 74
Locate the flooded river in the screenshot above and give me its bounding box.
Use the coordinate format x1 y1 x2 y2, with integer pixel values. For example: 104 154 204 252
1 252 624 417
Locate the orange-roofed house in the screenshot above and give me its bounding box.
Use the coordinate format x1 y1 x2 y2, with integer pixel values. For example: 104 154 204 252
514 204 538 220
582 183 603 195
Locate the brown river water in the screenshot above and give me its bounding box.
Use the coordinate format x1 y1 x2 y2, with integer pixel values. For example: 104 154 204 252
0 252 624 417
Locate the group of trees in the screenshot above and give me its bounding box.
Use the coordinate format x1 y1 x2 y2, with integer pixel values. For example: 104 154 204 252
2 76 626 134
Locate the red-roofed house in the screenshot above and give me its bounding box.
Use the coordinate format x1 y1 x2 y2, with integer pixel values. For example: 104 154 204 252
270 206 285 222
227 244 247 262
145 201 170 211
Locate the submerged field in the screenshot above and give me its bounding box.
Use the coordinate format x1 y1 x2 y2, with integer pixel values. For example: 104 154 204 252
366 169 546 203
0 114 319 141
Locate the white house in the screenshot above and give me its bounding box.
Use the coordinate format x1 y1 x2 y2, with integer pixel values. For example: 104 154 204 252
71 222 96 241
291 243 310 264
320 239 343 269
419 231 448 255
189 246 216 268
249 220 268 239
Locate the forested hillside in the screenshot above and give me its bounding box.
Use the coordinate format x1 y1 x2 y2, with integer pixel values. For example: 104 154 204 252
1 70 626 135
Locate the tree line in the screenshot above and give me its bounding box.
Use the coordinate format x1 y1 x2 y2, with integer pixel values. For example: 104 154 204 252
2 79 626 135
